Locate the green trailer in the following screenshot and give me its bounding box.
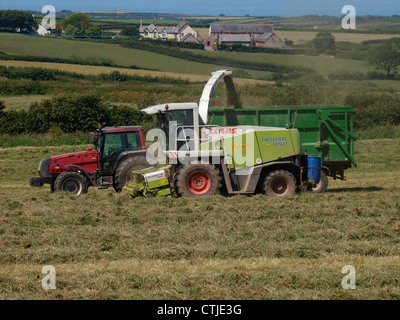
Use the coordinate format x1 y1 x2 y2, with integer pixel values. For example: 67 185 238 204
208 105 356 191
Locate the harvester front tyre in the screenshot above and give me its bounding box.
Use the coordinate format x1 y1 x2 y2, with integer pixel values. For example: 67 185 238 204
175 164 221 198
114 156 153 192
309 171 328 193
263 170 297 197
54 172 88 195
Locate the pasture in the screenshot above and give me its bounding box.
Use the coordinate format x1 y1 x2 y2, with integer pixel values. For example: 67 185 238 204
0 139 399 299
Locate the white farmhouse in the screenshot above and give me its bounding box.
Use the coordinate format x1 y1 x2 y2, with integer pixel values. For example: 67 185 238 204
139 18 199 43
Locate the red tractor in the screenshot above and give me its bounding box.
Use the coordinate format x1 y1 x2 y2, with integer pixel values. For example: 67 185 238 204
30 126 151 194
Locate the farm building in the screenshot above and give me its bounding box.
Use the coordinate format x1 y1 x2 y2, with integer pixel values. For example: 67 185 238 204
139 18 199 43
208 23 284 48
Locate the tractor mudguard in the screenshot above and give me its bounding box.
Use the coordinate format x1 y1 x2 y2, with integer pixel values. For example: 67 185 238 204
64 165 93 185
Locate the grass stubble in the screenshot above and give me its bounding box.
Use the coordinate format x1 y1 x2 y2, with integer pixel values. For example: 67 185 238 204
0 139 399 299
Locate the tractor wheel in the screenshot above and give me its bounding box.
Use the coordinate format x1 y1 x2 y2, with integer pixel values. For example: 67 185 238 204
263 170 297 197
174 164 221 198
54 172 88 195
308 171 329 193
114 156 153 192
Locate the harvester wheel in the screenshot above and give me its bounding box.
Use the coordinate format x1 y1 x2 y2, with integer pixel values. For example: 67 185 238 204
114 156 153 192
309 171 328 193
175 164 221 198
263 170 297 197
54 171 88 195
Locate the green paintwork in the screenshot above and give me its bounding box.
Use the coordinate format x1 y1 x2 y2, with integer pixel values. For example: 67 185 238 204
208 106 356 167
199 128 301 170
123 175 171 198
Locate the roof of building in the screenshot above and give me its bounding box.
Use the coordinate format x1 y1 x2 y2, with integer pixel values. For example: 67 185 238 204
255 32 274 42
140 22 190 34
210 24 274 34
181 33 200 43
219 34 251 43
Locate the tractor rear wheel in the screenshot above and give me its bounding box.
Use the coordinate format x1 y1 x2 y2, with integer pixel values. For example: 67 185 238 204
308 170 328 193
54 172 88 195
174 164 221 198
114 156 153 192
263 170 297 197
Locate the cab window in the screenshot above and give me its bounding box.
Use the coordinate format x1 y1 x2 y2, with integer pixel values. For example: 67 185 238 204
127 132 141 150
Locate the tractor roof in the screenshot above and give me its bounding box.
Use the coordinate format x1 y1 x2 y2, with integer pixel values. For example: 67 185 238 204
102 126 142 133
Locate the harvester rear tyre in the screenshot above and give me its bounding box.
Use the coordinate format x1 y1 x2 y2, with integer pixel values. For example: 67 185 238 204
114 156 153 192
309 171 328 193
175 164 221 198
54 172 88 195
263 170 297 197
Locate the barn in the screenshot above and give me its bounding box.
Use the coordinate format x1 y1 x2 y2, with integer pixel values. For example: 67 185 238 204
208 23 284 49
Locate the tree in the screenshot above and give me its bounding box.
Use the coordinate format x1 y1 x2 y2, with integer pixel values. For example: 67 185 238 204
120 26 140 37
87 26 102 36
0 10 37 33
369 40 400 79
62 13 92 34
64 25 81 36
312 32 336 55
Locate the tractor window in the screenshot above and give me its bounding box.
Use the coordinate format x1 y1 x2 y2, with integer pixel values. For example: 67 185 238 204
102 133 126 160
127 132 142 150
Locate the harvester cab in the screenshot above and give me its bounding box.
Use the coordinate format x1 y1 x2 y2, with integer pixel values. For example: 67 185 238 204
30 126 152 194
137 70 322 198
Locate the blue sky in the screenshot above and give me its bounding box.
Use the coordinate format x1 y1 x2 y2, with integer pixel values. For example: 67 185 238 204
1 0 399 16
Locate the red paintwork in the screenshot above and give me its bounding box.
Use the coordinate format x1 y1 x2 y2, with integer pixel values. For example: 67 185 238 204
139 130 146 150
49 150 98 175
187 171 211 195
104 127 142 133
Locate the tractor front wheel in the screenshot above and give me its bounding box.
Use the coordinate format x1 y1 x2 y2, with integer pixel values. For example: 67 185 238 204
53 172 88 195
263 170 297 197
174 164 221 198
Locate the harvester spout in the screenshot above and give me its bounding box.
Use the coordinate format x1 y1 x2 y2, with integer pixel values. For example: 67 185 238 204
199 70 241 124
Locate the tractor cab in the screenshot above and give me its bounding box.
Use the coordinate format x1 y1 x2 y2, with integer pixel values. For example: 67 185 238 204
96 127 145 175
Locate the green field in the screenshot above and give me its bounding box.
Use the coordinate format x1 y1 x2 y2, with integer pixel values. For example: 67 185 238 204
0 33 225 76
0 138 399 299
0 33 382 80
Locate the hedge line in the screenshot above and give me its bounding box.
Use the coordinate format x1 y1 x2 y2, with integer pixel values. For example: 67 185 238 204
0 66 190 85
119 39 315 77
0 95 152 134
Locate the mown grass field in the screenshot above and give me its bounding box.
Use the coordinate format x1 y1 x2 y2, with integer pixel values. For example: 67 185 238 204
0 138 399 299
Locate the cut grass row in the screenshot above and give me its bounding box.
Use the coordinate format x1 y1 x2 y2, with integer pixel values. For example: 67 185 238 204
0 138 399 299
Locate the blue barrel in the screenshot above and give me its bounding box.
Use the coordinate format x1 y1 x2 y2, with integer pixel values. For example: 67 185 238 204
307 155 321 184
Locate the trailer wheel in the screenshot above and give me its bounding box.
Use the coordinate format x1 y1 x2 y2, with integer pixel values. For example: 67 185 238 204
114 156 153 192
54 172 88 195
175 164 221 198
263 170 297 197
309 171 328 193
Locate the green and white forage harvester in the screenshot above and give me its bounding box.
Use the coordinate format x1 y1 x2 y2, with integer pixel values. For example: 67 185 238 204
124 70 323 198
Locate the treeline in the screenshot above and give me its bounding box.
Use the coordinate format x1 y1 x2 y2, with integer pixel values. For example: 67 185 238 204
0 10 37 33
120 39 314 78
0 95 152 134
